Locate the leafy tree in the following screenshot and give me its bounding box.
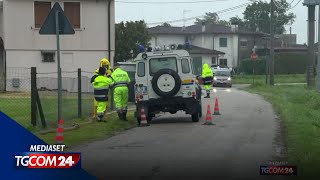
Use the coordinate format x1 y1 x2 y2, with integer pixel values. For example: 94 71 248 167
229 16 246 29
218 20 230 26
195 12 229 25
195 12 219 25
115 20 151 62
161 22 171 27
243 0 296 34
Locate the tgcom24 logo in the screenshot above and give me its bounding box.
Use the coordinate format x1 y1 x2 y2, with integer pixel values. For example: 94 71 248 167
14 144 81 169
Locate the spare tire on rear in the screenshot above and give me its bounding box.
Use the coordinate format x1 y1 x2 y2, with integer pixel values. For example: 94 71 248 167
151 69 181 97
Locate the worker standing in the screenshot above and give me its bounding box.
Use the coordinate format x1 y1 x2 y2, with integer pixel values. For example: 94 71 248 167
111 62 131 121
93 58 113 118
202 63 214 98
91 67 114 122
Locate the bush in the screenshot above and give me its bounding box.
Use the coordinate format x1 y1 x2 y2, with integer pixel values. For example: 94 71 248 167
240 52 308 75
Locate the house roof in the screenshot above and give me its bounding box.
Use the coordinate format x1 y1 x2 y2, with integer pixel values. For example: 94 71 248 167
148 24 265 36
189 45 225 55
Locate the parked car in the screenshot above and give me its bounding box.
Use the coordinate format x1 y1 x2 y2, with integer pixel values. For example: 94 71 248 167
211 65 220 73
211 65 232 72
117 62 136 102
213 69 232 88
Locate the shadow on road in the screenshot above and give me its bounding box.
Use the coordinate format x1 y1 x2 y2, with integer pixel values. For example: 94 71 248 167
150 116 193 124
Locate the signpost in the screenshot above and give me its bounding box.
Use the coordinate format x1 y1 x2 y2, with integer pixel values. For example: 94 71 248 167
39 2 75 122
251 52 257 85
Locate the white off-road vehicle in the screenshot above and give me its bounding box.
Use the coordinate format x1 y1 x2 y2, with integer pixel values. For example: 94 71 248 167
134 47 202 125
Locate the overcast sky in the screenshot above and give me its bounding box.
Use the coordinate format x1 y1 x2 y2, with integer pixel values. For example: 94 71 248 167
115 0 313 44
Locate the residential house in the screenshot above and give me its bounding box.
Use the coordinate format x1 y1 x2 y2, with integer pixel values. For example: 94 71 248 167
0 0 115 92
148 23 265 74
256 34 307 56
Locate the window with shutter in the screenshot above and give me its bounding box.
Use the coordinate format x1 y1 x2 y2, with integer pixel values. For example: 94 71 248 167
64 2 81 29
34 1 51 28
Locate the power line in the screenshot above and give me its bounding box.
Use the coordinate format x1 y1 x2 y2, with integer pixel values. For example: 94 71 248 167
288 0 302 10
146 2 251 25
289 0 295 5
273 0 287 10
115 0 230 4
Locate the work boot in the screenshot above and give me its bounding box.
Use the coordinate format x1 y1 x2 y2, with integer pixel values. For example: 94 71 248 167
122 110 128 121
117 111 122 120
97 113 104 122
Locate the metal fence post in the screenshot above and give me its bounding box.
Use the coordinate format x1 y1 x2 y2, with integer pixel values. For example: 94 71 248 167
78 68 82 118
31 67 37 126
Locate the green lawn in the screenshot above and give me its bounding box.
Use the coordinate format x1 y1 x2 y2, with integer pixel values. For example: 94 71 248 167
37 111 136 148
0 92 93 132
233 74 306 84
246 84 320 178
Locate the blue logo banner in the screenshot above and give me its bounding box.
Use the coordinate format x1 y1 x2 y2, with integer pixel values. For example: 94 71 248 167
0 112 96 180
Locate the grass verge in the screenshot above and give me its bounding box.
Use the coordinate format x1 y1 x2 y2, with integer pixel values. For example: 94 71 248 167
232 74 306 84
36 111 136 148
245 83 320 178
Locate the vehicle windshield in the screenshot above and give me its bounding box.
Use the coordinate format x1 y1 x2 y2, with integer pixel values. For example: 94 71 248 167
215 71 230 76
149 57 177 76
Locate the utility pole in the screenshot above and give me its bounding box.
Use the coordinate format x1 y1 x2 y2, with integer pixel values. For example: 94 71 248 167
307 5 316 88
317 4 320 91
264 37 269 84
270 0 275 86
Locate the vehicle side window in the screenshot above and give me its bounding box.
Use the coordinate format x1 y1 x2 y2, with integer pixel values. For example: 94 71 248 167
181 59 190 74
137 62 145 77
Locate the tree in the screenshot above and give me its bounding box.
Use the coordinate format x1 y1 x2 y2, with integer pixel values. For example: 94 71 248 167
161 22 171 27
195 12 229 25
195 12 219 25
229 16 245 28
115 21 151 62
243 0 296 34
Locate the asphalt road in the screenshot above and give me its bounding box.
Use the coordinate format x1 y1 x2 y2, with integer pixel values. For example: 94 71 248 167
72 85 291 180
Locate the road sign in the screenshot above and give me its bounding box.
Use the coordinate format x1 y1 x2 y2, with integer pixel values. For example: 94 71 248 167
251 52 257 61
39 2 75 123
39 2 75 35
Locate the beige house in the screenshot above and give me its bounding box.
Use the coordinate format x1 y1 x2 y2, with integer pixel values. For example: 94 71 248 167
0 0 115 92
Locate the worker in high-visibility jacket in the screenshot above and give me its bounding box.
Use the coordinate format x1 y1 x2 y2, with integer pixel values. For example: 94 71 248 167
91 67 114 122
94 58 113 76
111 62 131 121
202 63 214 98
93 58 113 118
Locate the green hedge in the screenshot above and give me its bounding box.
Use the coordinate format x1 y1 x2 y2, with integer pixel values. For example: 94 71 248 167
240 52 308 75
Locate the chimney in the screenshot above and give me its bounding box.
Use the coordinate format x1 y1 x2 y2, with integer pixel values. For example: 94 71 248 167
202 22 206 32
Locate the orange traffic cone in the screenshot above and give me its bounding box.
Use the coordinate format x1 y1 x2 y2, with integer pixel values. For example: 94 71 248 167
213 98 221 115
55 119 64 144
203 104 214 125
139 107 149 127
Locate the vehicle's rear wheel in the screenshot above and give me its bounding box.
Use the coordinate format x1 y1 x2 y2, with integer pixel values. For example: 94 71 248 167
192 113 200 122
137 116 152 125
198 104 202 118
